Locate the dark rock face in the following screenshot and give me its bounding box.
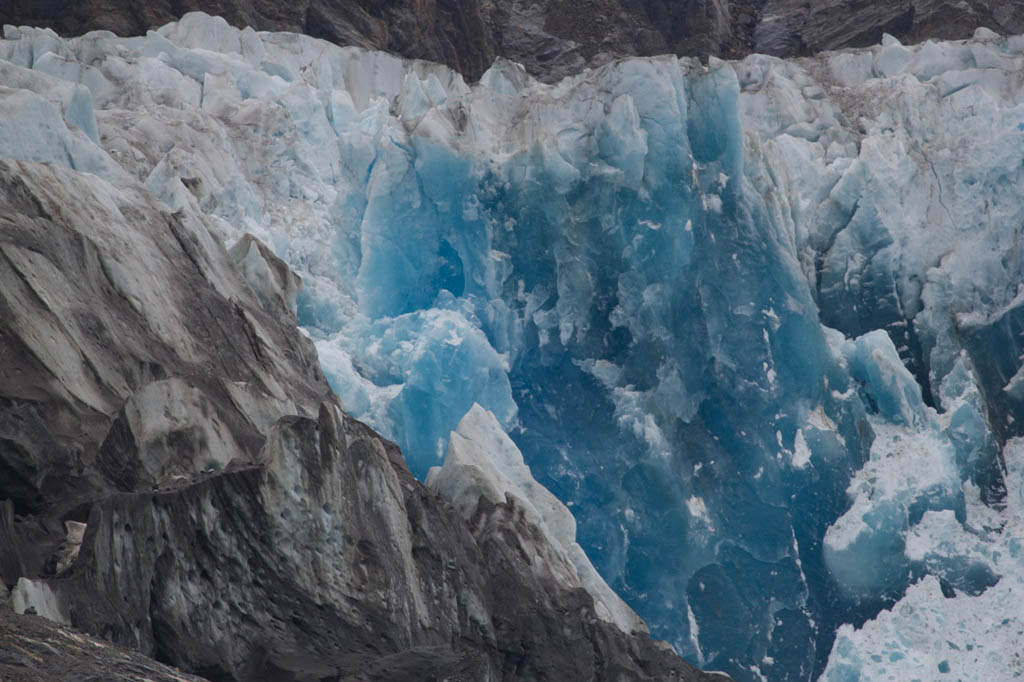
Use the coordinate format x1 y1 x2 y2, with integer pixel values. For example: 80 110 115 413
0 608 208 682
0 159 327 519
755 0 1024 57
2 0 1023 82
38 405 707 681
0 158 718 681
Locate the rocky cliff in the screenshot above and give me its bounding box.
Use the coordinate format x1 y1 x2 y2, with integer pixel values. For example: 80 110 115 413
2 0 1022 82
0 606 209 682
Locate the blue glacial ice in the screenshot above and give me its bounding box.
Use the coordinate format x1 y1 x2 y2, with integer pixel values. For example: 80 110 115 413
3 15 1024 680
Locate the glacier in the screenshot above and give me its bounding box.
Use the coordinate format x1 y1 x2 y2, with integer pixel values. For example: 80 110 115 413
2 13 1024 681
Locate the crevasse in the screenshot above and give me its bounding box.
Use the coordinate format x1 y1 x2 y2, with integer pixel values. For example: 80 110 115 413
2 14 1023 681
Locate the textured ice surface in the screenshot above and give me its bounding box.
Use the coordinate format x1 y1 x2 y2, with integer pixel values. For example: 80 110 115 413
822 439 1024 681
3 16 1024 681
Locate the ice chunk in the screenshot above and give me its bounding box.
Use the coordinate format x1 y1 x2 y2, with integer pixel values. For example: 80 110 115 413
229 233 302 320
0 85 121 180
875 41 912 77
25 54 103 141
973 26 1000 41
317 308 516 478
12 578 68 624
823 438 1024 681
54 520 87 574
824 423 959 596
839 329 928 428
157 12 242 55
427 404 648 635
479 58 531 96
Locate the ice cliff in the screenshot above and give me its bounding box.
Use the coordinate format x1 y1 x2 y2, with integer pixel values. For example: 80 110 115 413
2 12 1024 682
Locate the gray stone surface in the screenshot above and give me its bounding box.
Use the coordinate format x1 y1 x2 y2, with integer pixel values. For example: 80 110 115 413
0 608 208 682
756 0 1024 57
2 0 1022 82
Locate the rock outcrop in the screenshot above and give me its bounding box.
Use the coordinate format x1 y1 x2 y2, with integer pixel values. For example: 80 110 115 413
0 607 207 682
16 401 710 680
2 0 1023 82
754 0 1024 57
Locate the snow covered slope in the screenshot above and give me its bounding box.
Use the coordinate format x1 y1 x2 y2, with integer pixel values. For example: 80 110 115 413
2 13 1024 681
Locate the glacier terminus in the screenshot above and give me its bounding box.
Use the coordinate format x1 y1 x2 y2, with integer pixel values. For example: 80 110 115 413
2 12 1024 681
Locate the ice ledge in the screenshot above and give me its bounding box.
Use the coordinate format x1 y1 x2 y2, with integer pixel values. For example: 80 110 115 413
12 578 68 624
426 403 649 637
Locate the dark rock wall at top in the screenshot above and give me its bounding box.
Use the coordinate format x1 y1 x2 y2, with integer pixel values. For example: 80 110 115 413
3 0 1024 82
0 0 500 80
754 0 1024 57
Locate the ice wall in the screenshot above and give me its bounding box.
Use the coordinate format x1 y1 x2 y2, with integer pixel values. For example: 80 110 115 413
2 14 1024 681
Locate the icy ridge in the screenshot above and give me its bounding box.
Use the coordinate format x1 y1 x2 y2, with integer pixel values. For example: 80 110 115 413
2 14 1024 681
426 403 648 636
